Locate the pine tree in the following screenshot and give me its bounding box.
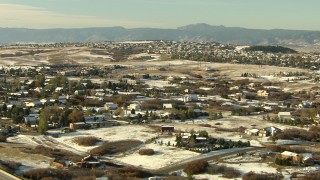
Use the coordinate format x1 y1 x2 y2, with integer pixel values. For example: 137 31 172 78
38 107 49 134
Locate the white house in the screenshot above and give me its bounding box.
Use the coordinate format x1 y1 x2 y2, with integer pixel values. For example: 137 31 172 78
163 103 173 109
55 87 64 93
278 112 291 120
129 103 141 111
245 128 260 136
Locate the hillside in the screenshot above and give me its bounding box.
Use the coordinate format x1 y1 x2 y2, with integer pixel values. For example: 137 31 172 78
244 46 298 53
0 24 320 46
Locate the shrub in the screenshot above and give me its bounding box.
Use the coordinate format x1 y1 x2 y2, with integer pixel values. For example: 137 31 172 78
223 167 241 178
0 160 22 171
207 164 241 178
73 137 100 146
199 124 212 127
90 140 142 156
23 168 72 180
300 171 320 180
139 149 155 156
41 178 59 180
275 157 292 166
183 160 208 175
108 167 153 178
266 145 283 152
242 171 283 180
68 167 106 178
0 134 7 142
72 176 96 180
266 145 308 153
207 164 227 174
275 128 320 142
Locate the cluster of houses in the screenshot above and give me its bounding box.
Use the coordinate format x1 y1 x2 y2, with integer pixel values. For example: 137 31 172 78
245 126 282 137
280 151 314 166
1 59 318 133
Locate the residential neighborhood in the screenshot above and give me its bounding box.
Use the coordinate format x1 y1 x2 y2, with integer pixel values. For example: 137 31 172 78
0 41 320 180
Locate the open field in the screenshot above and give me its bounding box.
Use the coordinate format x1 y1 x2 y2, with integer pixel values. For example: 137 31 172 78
1 46 313 93
3 114 310 173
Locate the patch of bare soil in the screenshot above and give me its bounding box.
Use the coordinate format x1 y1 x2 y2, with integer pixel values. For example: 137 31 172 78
90 140 143 156
0 142 53 166
23 145 83 162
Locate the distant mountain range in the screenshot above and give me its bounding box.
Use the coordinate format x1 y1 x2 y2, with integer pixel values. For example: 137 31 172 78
1 23 320 46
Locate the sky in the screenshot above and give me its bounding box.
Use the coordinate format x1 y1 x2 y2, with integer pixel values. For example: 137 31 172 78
0 0 319 30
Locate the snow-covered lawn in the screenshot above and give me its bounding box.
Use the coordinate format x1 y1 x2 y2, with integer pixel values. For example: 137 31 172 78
144 80 178 88
116 136 199 169
69 51 113 59
9 125 159 154
54 125 159 153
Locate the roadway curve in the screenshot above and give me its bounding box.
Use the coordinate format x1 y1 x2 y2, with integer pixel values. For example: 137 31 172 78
151 147 265 175
0 170 20 180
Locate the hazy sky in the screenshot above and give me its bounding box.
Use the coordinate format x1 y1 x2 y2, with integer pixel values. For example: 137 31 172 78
0 0 319 30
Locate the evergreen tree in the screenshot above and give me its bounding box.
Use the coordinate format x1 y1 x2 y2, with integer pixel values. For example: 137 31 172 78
11 107 25 124
38 107 49 134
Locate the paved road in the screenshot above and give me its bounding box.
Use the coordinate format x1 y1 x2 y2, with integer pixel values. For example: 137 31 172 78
152 147 265 175
0 170 20 180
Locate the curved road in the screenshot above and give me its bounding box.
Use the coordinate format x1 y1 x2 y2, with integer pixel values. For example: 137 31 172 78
151 147 265 175
0 170 20 180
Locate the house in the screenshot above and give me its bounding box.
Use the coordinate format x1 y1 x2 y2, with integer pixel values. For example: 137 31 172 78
259 126 281 137
25 101 42 108
298 101 313 108
248 83 256 89
61 70 78 76
167 76 176 81
300 153 314 165
278 112 291 120
163 103 173 109
129 103 141 111
58 96 67 104
104 102 118 110
51 159 73 168
78 155 101 168
75 90 85 96
161 126 174 133
245 128 260 136
127 79 138 85
148 176 164 180
281 151 314 165
24 114 40 125
183 94 198 102
69 122 90 130
281 151 301 162
257 90 269 97
55 87 64 93
40 98 48 104
204 67 216 72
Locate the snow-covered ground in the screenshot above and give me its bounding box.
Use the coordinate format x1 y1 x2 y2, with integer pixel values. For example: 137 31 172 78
128 53 160 61
69 51 113 59
186 161 279 180
0 59 16 65
144 80 178 88
8 125 159 154
116 141 199 169
54 125 159 153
